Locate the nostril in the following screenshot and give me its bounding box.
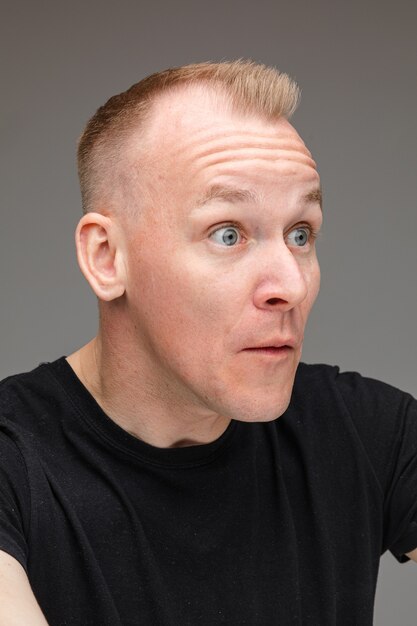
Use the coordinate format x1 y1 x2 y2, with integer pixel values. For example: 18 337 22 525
266 297 283 305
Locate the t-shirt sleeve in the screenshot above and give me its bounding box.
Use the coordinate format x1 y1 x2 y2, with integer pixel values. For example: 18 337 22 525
335 370 417 564
0 430 30 571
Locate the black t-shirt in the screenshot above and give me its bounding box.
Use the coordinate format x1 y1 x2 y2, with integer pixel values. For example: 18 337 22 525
0 357 417 625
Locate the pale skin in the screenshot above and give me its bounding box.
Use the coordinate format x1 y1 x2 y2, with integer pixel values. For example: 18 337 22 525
0 551 49 625
69 86 323 448
1 85 415 625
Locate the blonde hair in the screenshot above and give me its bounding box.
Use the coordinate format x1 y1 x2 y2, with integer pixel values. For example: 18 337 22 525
77 59 301 215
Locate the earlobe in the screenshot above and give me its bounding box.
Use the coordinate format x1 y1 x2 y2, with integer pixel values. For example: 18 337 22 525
75 213 126 301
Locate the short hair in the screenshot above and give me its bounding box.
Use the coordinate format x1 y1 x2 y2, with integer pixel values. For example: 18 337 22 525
77 59 301 215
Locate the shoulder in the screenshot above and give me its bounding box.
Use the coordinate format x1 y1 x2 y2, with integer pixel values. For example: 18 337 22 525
0 359 71 454
293 362 417 493
293 361 416 439
0 361 67 539
294 361 415 409
0 360 56 400
0 358 64 426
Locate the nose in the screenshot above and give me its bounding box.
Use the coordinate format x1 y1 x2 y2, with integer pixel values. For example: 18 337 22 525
252 243 309 312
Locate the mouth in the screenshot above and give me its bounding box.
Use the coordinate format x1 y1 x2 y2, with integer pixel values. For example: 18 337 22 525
242 345 294 357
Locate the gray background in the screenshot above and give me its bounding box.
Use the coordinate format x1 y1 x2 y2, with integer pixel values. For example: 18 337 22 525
1 0 416 622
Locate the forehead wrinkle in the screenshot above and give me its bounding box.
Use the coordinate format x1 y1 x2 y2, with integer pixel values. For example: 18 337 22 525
161 119 303 142
174 126 303 147
158 121 312 158
180 132 315 170
188 140 313 163
168 129 312 159
192 148 317 171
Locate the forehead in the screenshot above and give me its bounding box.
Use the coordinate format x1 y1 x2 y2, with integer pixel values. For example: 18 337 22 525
136 85 319 199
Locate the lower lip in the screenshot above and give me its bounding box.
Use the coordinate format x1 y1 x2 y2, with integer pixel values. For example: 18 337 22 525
242 346 293 357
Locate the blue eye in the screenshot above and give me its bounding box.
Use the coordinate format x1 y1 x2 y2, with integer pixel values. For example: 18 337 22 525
287 227 310 247
210 225 241 246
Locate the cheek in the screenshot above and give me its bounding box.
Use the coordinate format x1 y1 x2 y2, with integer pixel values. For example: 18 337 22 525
128 250 230 347
310 258 321 293
302 257 321 312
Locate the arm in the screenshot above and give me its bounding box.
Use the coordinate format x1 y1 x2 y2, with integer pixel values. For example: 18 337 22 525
0 550 49 626
405 547 417 563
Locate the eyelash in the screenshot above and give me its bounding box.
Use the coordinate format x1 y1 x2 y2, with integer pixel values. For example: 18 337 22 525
290 224 321 245
209 221 244 238
209 222 320 246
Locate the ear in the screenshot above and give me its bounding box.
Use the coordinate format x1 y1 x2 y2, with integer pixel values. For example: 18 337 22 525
75 213 126 301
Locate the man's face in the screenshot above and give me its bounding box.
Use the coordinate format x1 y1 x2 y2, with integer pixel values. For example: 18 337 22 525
121 87 322 423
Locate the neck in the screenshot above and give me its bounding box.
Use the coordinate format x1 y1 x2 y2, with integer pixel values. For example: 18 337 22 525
66 328 231 449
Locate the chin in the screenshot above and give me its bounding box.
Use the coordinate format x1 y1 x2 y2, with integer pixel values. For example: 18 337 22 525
217 391 293 424
210 349 300 422
194 356 298 423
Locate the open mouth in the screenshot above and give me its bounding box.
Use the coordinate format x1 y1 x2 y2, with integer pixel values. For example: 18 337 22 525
243 346 292 355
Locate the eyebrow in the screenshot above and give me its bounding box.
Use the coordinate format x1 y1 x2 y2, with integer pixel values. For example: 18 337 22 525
196 184 322 210
196 184 259 207
305 187 322 209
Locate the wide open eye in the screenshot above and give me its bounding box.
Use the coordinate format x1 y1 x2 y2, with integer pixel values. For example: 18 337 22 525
210 225 242 247
287 227 310 247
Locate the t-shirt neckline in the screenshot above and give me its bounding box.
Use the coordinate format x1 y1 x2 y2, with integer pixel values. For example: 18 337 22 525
46 356 238 468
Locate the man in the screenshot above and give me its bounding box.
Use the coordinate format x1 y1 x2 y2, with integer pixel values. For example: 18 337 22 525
0 60 416 625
